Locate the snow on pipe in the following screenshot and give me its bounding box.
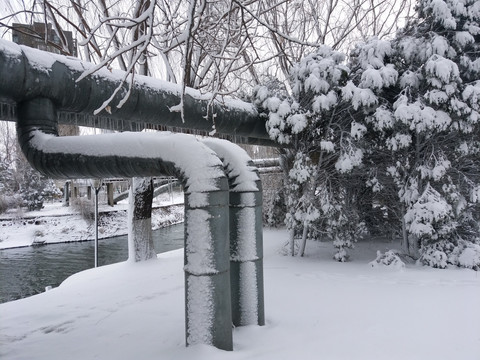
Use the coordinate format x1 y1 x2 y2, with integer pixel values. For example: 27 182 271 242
201 139 265 327
0 39 269 142
17 97 234 351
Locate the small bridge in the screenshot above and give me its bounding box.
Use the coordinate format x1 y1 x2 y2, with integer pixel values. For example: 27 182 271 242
112 178 180 205
0 39 272 351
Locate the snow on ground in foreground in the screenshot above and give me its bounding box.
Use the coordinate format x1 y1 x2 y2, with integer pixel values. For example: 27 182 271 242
0 228 479 360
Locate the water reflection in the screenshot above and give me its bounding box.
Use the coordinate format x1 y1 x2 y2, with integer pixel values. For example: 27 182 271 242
0 224 184 303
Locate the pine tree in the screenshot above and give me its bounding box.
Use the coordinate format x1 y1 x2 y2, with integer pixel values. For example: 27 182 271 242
16 155 61 212
256 47 368 260
0 156 16 213
257 0 480 268
351 0 480 267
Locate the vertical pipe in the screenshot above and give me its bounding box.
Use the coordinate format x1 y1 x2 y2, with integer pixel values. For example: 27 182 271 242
201 139 265 328
184 178 233 351
94 185 100 268
229 185 265 327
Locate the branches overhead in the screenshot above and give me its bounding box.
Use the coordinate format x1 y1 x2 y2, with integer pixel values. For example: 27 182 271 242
0 0 412 112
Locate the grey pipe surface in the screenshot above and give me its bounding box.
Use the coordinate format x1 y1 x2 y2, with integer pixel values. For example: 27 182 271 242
17 97 234 351
16 98 178 179
202 139 265 327
0 39 269 142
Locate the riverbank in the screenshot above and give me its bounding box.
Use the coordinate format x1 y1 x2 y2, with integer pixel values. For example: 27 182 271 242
1 228 479 360
0 224 185 304
0 192 184 250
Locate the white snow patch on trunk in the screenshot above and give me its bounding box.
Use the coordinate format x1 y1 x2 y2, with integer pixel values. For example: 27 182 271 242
127 182 156 262
128 217 155 262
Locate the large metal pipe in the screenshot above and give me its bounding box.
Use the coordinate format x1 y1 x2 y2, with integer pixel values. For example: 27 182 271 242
202 139 265 327
17 97 234 350
5 35 268 350
0 39 269 142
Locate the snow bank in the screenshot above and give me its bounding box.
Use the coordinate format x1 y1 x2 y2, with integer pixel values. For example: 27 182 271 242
0 201 184 250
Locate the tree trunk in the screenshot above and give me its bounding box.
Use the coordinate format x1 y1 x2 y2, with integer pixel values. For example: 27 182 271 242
289 228 295 256
298 222 308 257
401 205 409 254
128 177 157 262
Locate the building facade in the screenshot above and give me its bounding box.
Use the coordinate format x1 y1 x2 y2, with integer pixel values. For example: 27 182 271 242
12 22 77 57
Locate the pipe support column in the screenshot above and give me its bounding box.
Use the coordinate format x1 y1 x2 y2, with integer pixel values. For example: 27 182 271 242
184 184 233 350
229 186 265 326
201 139 265 327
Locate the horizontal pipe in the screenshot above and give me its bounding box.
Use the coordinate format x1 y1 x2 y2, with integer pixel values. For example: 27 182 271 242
0 38 269 142
16 97 228 187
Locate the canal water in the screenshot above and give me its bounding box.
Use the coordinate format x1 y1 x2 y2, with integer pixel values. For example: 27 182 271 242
0 224 184 304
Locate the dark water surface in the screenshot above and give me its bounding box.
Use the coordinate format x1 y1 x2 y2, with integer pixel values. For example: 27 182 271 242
0 224 184 304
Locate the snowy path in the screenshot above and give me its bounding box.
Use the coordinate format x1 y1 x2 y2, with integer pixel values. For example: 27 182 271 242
0 228 479 360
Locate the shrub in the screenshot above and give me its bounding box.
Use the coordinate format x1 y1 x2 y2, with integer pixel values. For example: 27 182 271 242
369 250 406 269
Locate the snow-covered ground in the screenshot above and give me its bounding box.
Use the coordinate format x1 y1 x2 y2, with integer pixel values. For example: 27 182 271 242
1 228 479 360
0 191 184 250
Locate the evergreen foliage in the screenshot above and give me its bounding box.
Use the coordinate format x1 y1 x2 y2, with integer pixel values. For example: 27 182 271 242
0 150 61 213
17 158 62 211
0 155 19 213
257 0 480 268
255 47 368 261
359 0 480 267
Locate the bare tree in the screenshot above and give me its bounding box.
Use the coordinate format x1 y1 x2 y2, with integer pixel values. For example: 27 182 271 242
248 0 413 81
0 120 15 166
1 0 412 106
